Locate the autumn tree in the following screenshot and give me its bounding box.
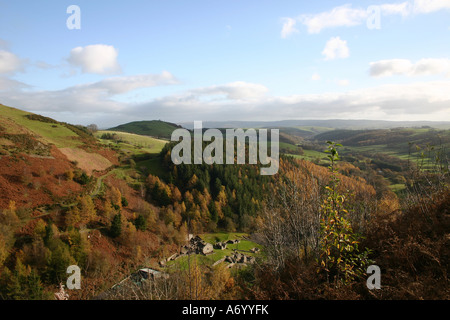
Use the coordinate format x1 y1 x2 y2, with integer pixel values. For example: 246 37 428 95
0 201 20 269
65 195 97 227
318 141 372 286
110 187 123 211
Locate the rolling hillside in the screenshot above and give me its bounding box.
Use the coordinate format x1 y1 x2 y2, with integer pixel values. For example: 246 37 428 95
95 130 167 155
0 104 118 208
108 120 182 139
312 127 450 159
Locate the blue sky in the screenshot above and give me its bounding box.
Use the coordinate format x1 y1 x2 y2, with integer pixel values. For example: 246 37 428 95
0 0 449 127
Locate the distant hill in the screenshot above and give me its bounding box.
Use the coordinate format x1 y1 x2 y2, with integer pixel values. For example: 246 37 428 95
313 128 450 148
108 120 182 139
180 119 450 130
311 127 450 166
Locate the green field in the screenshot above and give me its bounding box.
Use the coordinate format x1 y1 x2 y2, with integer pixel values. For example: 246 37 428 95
389 183 407 193
0 104 82 148
286 149 328 163
346 144 444 168
295 126 334 133
96 130 167 155
166 233 264 270
278 141 301 151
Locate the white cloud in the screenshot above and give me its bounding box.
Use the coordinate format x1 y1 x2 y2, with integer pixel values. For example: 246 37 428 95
281 18 299 38
0 72 179 114
370 59 413 77
125 81 450 123
0 77 30 91
284 1 450 36
337 79 350 86
299 5 367 34
413 0 450 14
311 73 321 81
1 79 449 124
68 44 122 75
380 2 412 16
192 81 269 100
370 58 450 77
0 50 25 74
413 59 450 76
322 37 349 61
91 71 179 95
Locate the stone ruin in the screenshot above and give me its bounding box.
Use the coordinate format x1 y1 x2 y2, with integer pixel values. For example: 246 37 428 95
225 251 256 265
160 235 214 266
211 239 260 268
214 241 227 250
187 235 214 255
159 236 261 269
212 251 256 268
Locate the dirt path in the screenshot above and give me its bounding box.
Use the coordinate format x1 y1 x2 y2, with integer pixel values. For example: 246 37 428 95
91 168 119 197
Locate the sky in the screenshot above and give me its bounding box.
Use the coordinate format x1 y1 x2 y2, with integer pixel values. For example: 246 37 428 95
0 0 449 128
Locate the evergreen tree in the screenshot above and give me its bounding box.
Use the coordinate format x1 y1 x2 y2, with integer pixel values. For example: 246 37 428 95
134 214 147 231
110 213 122 238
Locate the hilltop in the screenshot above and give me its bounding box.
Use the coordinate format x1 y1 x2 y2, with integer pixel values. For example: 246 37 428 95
108 120 182 139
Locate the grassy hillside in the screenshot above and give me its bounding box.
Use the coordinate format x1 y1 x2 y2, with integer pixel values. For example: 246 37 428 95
95 130 168 181
0 104 118 208
95 130 167 155
108 120 182 139
314 127 450 148
0 104 83 148
312 127 450 165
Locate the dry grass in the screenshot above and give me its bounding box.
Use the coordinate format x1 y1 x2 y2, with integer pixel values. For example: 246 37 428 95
59 147 113 174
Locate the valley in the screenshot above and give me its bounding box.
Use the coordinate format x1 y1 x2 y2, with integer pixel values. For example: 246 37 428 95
0 103 449 300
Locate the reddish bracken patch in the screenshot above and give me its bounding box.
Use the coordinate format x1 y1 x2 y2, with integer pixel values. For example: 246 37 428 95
0 146 83 209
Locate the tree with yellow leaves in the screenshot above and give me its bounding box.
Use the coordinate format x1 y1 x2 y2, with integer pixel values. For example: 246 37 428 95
318 141 372 286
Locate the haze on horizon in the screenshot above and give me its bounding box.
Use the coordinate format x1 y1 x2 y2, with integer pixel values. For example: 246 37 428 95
1 0 450 128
